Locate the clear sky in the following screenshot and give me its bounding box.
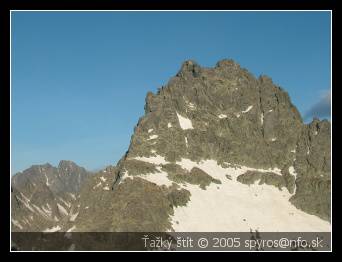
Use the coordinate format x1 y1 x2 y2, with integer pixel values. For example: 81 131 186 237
11 11 331 174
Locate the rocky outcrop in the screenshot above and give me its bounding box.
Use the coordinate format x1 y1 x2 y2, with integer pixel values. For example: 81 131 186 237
290 119 331 220
128 59 303 169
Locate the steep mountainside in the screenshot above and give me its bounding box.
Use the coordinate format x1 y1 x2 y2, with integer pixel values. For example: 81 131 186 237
11 59 331 233
11 161 92 232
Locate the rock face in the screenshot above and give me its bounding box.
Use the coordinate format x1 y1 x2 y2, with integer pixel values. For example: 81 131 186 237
130 60 302 169
290 119 331 220
11 59 331 233
11 161 92 232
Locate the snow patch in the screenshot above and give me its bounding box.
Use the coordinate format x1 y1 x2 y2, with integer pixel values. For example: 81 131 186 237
271 138 277 142
133 155 168 165
20 192 31 203
260 113 264 125
176 158 282 182
188 103 196 109
148 135 158 140
242 105 253 113
69 212 79 222
22 218 31 226
12 219 23 229
288 166 298 194
148 129 154 133
93 182 102 189
41 205 52 217
44 173 51 186
17 194 35 213
103 186 110 190
100 176 107 182
43 225 61 232
58 197 71 208
168 123 172 128
129 166 173 187
57 203 68 216
176 112 193 130
32 204 50 218
67 225 76 232
288 166 296 176
69 193 76 200
218 114 227 119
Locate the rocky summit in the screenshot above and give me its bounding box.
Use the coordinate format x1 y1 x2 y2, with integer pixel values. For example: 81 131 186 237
11 59 331 233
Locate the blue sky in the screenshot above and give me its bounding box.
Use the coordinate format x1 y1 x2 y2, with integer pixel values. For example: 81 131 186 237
11 11 331 174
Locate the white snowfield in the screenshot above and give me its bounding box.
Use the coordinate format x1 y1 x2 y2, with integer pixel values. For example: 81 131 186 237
176 112 193 130
130 155 330 232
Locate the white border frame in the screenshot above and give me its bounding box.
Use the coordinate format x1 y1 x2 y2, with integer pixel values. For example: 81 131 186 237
9 10 333 253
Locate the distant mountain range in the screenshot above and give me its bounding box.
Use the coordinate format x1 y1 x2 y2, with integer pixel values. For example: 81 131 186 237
11 59 331 233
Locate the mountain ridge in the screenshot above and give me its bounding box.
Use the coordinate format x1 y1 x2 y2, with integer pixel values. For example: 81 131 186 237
11 59 331 233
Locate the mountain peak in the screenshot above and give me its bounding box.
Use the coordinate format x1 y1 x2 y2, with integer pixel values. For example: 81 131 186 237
58 160 78 170
30 162 53 170
177 59 201 78
215 58 240 69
